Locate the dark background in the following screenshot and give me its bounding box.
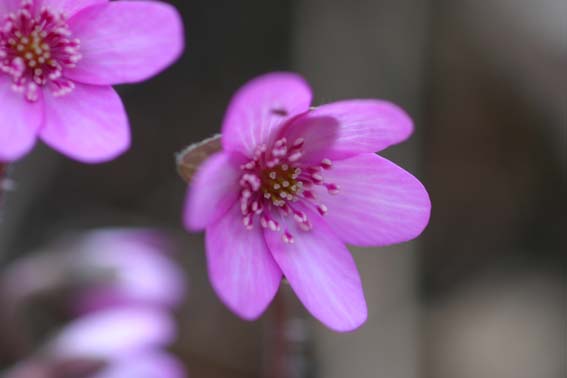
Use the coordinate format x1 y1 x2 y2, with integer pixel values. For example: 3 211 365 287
1 0 565 377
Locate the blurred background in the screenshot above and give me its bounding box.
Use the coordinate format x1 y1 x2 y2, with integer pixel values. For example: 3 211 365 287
0 0 565 377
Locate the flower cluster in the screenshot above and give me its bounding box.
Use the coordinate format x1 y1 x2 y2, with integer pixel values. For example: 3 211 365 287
0 0 432 348
0 229 187 378
184 73 431 331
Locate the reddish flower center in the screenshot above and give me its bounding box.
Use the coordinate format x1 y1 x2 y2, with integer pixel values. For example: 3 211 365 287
239 137 340 243
0 0 81 101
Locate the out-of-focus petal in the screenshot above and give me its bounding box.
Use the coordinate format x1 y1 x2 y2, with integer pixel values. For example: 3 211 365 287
264 205 367 332
91 351 186 378
39 83 129 163
221 72 312 156
206 203 282 320
41 0 106 17
0 77 42 161
184 152 241 231
282 100 413 163
318 153 431 246
73 229 186 312
66 1 184 85
0 0 20 15
45 307 175 359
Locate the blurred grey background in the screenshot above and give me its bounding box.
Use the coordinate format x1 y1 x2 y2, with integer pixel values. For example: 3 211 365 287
0 0 565 377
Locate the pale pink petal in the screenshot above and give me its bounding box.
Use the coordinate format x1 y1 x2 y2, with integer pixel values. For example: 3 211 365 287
46 307 175 359
0 77 42 161
184 152 241 231
66 1 184 85
206 203 282 320
264 205 367 332
0 0 20 15
92 351 186 378
39 83 130 163
41 0 106 17
282 100 413 162
318 153 431 246
221 72 312 156
74 229 186 312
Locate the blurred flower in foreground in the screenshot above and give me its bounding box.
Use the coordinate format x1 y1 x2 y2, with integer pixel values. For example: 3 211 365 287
182 72 431 331
5 307 185 378
0 228 187 377
0 0 184 163
69 229 187 314
1 229 186 313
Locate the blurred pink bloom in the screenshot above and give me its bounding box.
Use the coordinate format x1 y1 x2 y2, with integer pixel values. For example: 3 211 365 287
6 307 186 378
45 307 175 361
71 229 187 314
184 72 431 331
1 228 186 313
0 0 184 163
1 229 188 377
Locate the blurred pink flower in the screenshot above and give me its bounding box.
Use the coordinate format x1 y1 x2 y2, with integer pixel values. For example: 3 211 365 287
183 73 431 331
6 307 186 378
0 229 188 377
0 0 184 163
70 229 187 314
46 307 175 361
1 228 186 313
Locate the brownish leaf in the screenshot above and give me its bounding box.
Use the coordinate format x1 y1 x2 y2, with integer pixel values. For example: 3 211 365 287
176 134 222 183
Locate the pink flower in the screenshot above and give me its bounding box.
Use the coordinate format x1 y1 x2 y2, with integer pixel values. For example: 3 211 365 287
0 0 184 163
183 73 431 331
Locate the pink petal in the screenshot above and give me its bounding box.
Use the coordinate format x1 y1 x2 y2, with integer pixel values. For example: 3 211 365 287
66 1 184 85
39 84 130 163
282 100 413 162
0 77 42 161
221 72 312 156
206 203 282 320
0 0 20 15
264 205 367 332
184 152 241 231
74 229 186 312
92 351 186 378
318 153 431 246
46 307 175 359
41 0 106 16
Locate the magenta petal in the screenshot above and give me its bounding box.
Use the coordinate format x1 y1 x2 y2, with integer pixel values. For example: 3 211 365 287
41 0 107 16
92 351 186 378
46 307 175 359
0 78 42 161
206 203 282 320
221 72 312 156
264 206 367 332
319 153 431 246
66 1 184 85
39 84 130 163
282 100 413 162
184 153 241 231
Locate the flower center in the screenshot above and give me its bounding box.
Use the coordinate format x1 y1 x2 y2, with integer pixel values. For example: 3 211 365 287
0 0 81 101
239 137 340 243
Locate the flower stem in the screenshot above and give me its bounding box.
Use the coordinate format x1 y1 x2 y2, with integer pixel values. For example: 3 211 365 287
263 289 288 378
0 163 6 215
